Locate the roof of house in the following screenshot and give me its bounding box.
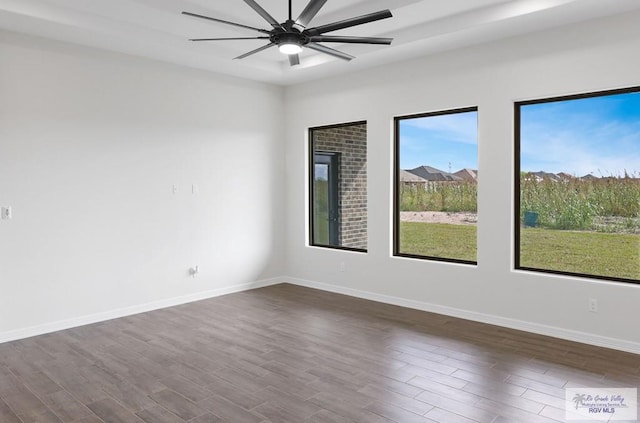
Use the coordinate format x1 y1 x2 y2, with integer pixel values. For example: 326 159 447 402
399 170 429 183
454 168 477 181
581 173 598 180
531 171 562 182
406 166 463 182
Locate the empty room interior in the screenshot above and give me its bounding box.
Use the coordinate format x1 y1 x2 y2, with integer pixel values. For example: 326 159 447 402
1 1 640 422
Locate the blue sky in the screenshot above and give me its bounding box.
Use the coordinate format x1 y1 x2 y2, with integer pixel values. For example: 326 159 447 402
397 93 640 176
520 91 640 176
399 111 478 172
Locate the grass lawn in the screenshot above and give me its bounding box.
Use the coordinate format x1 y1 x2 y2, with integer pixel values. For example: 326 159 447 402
399 222 477 262
520 228 640 280
398 223 639 280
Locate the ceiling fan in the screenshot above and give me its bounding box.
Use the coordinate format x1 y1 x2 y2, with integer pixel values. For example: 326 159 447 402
182 0 393 66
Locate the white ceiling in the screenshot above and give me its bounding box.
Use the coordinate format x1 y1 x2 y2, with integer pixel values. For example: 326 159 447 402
2 0 640 85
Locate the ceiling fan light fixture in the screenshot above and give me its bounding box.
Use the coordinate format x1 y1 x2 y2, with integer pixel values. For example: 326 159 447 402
279 42 303 55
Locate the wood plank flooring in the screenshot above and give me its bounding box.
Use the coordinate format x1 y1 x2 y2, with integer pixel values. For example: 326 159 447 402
0 283 638 423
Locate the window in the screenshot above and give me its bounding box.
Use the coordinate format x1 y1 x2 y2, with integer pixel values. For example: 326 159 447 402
309 121 367 252
515 87 640 283
394 108 478 264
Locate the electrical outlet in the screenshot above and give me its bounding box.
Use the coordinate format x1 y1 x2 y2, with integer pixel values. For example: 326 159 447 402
588 298 598 313
339 261 346 272
189 265 199 278
1 206 11 220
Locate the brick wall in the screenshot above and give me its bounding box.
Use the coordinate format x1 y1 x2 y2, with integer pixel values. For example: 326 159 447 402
312 122 367 250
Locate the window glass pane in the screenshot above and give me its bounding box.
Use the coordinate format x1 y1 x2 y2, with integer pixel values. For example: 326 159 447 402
516 88 640 282
395 108 478 263
314 163 331 245
310 122 367 251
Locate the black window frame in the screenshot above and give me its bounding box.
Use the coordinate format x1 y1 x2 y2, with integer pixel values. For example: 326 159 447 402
514 85 640 284
309 121 368 253
393 106 478 265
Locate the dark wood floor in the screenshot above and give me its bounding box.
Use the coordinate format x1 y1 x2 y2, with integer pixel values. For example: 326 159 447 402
0 284 638 423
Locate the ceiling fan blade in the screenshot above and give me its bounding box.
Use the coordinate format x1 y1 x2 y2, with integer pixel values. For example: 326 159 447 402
190 37 270 41
242 0 282 29
306 43 354 61
308 35 392 45
288 54 300 66
295 0 327 29
182 11 270 34
234 42 275 60
305 10 392 36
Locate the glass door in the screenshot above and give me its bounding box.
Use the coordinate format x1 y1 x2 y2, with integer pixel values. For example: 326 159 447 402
313 153 339 246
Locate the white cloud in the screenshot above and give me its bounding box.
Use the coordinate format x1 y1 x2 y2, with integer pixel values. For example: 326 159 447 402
520 110 640 175
402 112 478 145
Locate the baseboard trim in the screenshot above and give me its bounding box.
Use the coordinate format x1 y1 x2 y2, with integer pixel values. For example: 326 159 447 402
4 276 639 355
284 276 640 355
0 277 281 345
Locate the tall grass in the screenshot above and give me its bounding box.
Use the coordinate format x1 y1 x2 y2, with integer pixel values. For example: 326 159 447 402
400 181 477 213
520 174 640 231
398 175 640 232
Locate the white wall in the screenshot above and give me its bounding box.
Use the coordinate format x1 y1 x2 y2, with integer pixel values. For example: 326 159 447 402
0 31 285 340
2 11 639 353
283 12 640 353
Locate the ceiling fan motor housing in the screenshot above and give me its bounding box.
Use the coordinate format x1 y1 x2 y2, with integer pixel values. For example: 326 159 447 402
272 25 309 48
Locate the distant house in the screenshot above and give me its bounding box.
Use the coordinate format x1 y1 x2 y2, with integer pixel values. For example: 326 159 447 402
454 168 478 182
580 173 598 181
399 170 429 184
521 171 626 183
531 171 562 182
406 165 463 182
556 172 575 181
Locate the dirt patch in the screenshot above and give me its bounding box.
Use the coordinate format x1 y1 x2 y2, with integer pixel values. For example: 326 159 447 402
400 211 477 225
